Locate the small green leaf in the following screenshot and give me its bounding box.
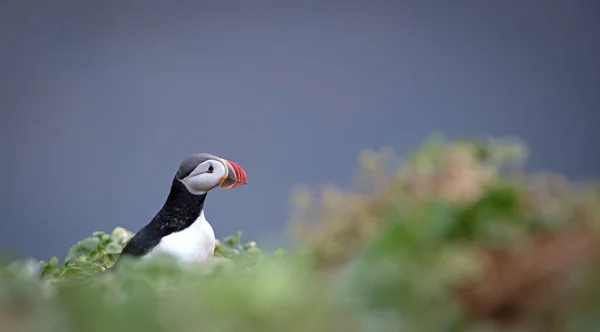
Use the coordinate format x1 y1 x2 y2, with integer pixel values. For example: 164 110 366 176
78 237 101 250
243 241 257 250
104 243 122 254
111 227 133 244
92 231 105 238
225 235 239 247
48 256 59 268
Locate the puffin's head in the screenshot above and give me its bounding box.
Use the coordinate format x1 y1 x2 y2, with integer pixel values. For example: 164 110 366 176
175 153 247 195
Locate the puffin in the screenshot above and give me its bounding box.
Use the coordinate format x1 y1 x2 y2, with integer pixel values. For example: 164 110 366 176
110 153 247 269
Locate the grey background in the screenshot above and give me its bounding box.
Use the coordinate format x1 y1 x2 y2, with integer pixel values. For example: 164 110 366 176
1 1 599 260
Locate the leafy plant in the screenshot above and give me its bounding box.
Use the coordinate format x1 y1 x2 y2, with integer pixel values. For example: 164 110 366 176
2 135 600 332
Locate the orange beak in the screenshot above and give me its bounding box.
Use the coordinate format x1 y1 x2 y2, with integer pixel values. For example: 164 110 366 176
220 159 248 189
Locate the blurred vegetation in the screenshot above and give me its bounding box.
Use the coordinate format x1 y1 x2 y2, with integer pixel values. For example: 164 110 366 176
2 135 600 332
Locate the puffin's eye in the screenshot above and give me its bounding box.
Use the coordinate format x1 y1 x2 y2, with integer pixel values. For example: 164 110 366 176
207 165 214 173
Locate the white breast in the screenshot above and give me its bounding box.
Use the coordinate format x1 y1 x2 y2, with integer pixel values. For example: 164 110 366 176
146 211 216 263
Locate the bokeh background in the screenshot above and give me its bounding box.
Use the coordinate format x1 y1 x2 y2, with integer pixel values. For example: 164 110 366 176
1 0 599 260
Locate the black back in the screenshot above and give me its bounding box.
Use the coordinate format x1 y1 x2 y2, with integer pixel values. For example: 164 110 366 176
111 177 207 267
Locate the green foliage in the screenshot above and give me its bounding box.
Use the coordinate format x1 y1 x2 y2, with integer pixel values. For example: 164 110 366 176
2 135 600 332
38 227 133 279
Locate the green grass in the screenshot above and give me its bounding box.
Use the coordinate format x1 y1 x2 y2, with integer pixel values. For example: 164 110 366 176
2 135 600 332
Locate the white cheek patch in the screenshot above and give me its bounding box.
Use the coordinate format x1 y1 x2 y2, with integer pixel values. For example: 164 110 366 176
180 161 227 194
